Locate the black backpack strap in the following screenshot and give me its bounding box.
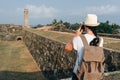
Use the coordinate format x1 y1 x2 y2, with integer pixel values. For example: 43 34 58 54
80 35 89 47
80 35 102 47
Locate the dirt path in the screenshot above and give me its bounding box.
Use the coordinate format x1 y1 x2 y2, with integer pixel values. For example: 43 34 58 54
0 41 45 80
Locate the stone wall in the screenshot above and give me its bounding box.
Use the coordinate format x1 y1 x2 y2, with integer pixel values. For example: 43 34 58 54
0 24 22 40
22 29 120 80
23 30 76 79
104 49 120 72
98 33 120 39
57 29 120 39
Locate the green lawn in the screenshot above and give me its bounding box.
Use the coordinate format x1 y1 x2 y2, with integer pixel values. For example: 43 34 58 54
26 29 74 43
27 28 120 51
0 41 45 80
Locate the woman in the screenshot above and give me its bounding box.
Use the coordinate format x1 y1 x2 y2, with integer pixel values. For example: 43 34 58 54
65 14 104 80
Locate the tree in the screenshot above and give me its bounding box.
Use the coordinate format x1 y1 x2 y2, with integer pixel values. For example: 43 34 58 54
50 19 120 34
51 19 66 31
52 19 57 24
71 23 79 30
97 21 119 34
33 24 43 28
106 20 109 24
59 20 63 24
52 19 58 27
63 22 71 29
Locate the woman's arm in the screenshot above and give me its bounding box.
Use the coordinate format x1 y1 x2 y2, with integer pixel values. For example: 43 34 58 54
65 28 83 53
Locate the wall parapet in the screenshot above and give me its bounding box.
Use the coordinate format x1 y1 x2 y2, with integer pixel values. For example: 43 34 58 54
22 29 120 80
98 33 120 39
53 29 120 39
23 29 76 79
0 24 22 41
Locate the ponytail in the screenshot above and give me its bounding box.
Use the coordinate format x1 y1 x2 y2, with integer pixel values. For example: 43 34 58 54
86 26 100 46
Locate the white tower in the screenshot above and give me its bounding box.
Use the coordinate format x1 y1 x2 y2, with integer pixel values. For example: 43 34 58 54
24 8 29 27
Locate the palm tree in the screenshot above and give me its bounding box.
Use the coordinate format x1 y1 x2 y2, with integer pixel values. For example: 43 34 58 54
52 19 57 26
58 20 65 31
51 19 66 31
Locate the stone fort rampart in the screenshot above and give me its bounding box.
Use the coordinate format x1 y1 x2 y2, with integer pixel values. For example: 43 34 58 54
22 28 120 80
0 24 22 40
0 24 120 80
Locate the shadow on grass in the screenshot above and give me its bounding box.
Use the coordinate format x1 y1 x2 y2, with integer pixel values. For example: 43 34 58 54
0 71 45 80
41 68 73 80
0 69 73 80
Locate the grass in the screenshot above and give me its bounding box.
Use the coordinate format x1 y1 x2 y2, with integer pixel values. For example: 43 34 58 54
27 28 120 51
104 42 120 51
26 29 74 43
0 28 119 79
0 41 45 80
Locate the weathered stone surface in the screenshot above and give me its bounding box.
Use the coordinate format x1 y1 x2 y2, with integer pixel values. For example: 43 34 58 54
24 9 29 28
103 71 120 80
23 30 76 79
0 24 22 40
1 24 119 79
98 33 120 39
22 29 120 80
104 48 120 72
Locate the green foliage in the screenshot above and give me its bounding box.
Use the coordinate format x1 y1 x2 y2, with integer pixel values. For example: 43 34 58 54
70 23 80 30
97 21 120 34
52 19 57 25
33 24 43 28
52 19 58 27
50 19 120 34
51 19 66 31
63 22 71 29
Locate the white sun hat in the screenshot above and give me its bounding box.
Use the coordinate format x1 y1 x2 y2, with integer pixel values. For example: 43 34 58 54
84 14 100 27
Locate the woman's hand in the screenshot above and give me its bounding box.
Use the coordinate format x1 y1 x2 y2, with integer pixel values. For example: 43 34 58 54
75 27 83 36
65 27 83 53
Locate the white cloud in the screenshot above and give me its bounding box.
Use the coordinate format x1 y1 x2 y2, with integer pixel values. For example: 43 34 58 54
68 5 119 16
17 4 58 18
85 5 119 15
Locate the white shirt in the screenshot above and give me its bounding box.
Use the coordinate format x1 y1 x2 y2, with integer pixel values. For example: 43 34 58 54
72 34 103 73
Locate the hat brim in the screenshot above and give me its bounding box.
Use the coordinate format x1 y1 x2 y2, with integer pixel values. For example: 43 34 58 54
85 23 100 27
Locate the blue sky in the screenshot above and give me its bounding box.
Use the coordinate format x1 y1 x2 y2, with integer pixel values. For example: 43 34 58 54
0 0 120 25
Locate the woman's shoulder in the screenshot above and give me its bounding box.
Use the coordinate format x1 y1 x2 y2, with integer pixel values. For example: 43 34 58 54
73 36 81 40
99 37 104 42
73 36 83 44
99 37 104 47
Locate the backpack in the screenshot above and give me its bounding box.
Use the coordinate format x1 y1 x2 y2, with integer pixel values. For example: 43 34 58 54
76 35 105 80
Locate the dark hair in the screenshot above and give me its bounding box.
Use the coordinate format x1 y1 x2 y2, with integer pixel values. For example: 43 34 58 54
86 26 100 46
